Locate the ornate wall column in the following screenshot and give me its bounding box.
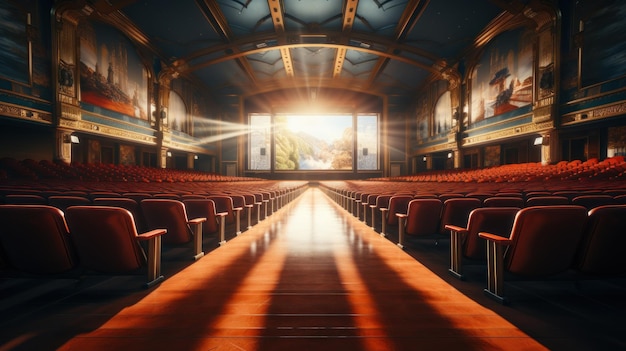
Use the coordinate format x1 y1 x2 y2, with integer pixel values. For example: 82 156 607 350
156 69 174 168
51 2 84 163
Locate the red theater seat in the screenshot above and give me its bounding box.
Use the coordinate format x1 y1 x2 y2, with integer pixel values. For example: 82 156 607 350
396 198 443 248
478 205 588 304
445 207 519 280
141 199 206 260
93 197 146 232
576 205 626 275
183 199 228 245
65 206 166 287
439 197 482 235
0 205 77 275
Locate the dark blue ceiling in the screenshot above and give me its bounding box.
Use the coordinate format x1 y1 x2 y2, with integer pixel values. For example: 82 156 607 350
112 0 507 109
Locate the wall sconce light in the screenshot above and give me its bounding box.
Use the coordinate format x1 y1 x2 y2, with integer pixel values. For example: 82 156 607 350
64 135 80 144
447 152 453 159
194 155 199 160
166 151 172 157
533 137 543 146
423 156 427 162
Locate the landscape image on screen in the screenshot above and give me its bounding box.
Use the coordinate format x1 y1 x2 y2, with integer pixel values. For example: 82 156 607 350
274 114 353 170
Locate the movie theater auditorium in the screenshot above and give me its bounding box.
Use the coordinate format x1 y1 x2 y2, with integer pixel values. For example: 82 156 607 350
1 1 625 350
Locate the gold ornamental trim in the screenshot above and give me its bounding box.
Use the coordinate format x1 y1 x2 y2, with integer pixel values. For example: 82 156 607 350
562 101 626 125
462 120 554 147
0 102 52 124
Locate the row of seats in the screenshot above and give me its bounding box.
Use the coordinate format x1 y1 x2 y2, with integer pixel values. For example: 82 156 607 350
0 182 307 286
378 156 626 183
0 158 259 183
321 183 626 246
450 204 626 304
320 181 626 304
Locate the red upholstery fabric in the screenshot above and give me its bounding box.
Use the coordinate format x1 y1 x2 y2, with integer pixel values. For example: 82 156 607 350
206 195 236 224
386 195 413 226
47 195 91 211
571 195 617 210
183 199 220 234
504 205 588 276
141 199 193 244
576 205 626 275
439 197 482 234
0 205 77 274
483 196 525 208
525 196 570 207
93 197 146 232
65 206 145 273
462 207 519 260
404 199 443 236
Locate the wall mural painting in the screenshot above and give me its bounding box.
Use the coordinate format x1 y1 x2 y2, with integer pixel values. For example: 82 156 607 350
579 0 626 87
119 144 136 165
168 90 188 134
0 2 29 85
434 91 452 135
78 21 148 120
416 95 429 142
470 28 533 124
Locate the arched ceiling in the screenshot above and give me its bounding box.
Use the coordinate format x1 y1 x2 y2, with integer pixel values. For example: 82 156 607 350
84 0 524 111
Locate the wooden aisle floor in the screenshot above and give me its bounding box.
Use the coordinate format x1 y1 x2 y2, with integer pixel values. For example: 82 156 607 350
2 186 618 350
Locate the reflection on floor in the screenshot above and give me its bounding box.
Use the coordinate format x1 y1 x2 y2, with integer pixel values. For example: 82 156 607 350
1 186 625 350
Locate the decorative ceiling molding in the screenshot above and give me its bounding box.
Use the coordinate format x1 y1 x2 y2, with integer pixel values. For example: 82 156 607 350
267 0 293 78
366 0 429 89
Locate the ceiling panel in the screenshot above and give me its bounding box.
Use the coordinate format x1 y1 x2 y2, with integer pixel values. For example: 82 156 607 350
111 0 514 109
121 0 221 60
354 0 408 35
283 0 344 31
217 0 274 36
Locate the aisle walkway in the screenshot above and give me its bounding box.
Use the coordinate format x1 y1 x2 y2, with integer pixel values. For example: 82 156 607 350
1 187 546 350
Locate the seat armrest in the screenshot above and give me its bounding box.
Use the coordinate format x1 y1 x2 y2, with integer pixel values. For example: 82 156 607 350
137 228 167 241
445 224 466 233
188 217 207 224
216 212 228 217
234 207 243 211
396 213 407 219
478 232 512 245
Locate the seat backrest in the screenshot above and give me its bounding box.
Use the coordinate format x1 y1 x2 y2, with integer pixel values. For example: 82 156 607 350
438 193 465 202
65 206 145 273
183 199 219 234
525 196 570 207
242 193 256 206
122 192 153 203
141 199 192 244
4 194 47 205
0 205 76 274
571 195 616 210
375 194 392 209
505 205 588 276
404 199 443 236
483 196 525 208
576 205 626 275
93 197 145 232
229 194 245 209
206 195 235 223
439 197 482 234
462 207 519 260
48 195 91 211
386 195 413 226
